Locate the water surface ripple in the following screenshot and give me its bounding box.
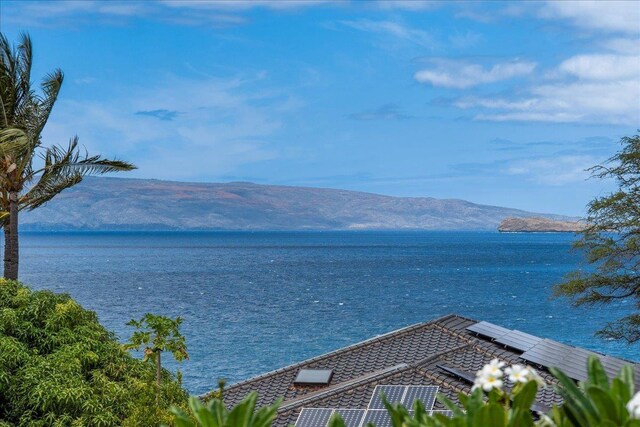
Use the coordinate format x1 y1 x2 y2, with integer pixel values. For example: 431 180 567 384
18 231 637 394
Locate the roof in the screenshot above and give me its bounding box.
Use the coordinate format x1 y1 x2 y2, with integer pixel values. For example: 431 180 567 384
212 314 639 426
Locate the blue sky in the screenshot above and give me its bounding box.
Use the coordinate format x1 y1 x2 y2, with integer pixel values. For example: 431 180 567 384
2 0 639 216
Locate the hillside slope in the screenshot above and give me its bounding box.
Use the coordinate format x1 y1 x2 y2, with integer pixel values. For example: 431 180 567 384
20 177 576 231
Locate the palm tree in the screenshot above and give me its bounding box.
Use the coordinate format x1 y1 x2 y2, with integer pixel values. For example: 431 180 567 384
0 33 136 280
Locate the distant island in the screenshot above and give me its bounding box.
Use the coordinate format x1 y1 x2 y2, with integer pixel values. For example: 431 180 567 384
21 177 578 231
498 217 585 233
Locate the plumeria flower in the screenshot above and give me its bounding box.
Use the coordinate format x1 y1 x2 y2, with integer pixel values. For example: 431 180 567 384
481 359 506 377
627 391 640 419
477 373 503 391
505 364 530 383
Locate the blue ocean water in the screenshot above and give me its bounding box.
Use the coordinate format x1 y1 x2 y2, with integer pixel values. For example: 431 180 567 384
17 231 637 395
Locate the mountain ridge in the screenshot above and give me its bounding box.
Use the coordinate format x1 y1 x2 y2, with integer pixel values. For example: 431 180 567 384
20 177 578 231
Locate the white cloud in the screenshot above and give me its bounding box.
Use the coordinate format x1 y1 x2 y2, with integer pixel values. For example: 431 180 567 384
541 1 640 34
340 19 437 48
454 50 640 125
414 59 536 88
558 53 640 80
505 155 598 185
43 75 300 180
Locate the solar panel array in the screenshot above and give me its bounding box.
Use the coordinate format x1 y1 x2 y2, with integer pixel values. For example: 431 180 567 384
466 321 542 352
467 320 639 388
520 339 640 387
296 408 452 427
295 385 442 427
495 330 541 352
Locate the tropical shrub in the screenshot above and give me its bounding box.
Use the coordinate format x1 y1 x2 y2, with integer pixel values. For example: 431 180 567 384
0 279 188 426
169 391 281 427
547 356 640 426
126 313 189 405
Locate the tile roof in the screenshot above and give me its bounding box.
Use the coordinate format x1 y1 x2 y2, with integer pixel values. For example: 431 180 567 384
208 314 639 426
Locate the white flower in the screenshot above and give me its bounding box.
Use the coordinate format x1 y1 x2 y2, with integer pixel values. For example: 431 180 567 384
477 373 503 391
505 365 530 383
480 359 506 377
627 391 640 419
472 359 507 392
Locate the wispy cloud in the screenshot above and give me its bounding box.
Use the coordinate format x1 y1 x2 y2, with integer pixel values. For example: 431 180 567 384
43 74 301 180
504 155 598 186
414 58 536 89
160 0 336 10
3 0 247 28
135 109 181 121
374 1 438 11
339 19 438 48
349 104 414 121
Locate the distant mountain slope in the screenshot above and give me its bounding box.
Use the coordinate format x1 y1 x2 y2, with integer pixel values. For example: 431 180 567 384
20 177 577 231
498 217 586 233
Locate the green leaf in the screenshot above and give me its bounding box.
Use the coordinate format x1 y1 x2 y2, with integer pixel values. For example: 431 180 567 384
587 356 610 391
473 403 505 427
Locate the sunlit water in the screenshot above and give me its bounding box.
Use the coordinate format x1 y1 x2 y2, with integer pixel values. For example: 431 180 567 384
17 231 637 394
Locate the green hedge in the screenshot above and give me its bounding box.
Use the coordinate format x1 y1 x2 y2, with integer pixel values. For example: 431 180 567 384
0 280 188 426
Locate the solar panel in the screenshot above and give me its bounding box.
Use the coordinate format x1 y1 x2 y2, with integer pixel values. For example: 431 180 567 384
495 330 542 352
332 409 365 427
437 364 475 384
466 321 510 340
368 385 406 409
362 410 392 427
521 339 597 382
402 386 438 410
295 408 334 427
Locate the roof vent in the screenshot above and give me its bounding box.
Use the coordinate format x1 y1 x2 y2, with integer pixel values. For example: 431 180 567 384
293 369 333 386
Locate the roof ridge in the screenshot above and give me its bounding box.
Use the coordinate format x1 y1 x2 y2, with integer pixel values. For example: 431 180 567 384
215 314 460 395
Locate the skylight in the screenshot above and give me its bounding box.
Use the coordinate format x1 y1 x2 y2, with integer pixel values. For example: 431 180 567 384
294 369 333 386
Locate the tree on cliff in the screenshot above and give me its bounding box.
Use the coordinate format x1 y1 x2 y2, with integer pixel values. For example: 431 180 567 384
555 133 640 343
0 33 135 280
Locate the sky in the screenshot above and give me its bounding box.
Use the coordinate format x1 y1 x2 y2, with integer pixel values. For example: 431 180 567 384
1 0 639 216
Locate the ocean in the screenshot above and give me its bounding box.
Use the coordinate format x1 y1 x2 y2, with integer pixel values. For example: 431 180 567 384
17 231 637 395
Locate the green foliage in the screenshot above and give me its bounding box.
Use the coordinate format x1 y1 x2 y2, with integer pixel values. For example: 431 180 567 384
0 279 188 426
169 392 281 427
555 133 640 343
126 313 189 364
353 381 539 427
547 356 640 427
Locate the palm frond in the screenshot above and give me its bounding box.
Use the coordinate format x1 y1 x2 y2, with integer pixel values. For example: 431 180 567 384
37 136 136 177
33 69 63 137
23 171 83 211
16 33 32 106
0 128 31 159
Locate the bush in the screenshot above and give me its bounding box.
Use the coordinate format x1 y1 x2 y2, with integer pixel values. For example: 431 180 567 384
0 279 188 426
